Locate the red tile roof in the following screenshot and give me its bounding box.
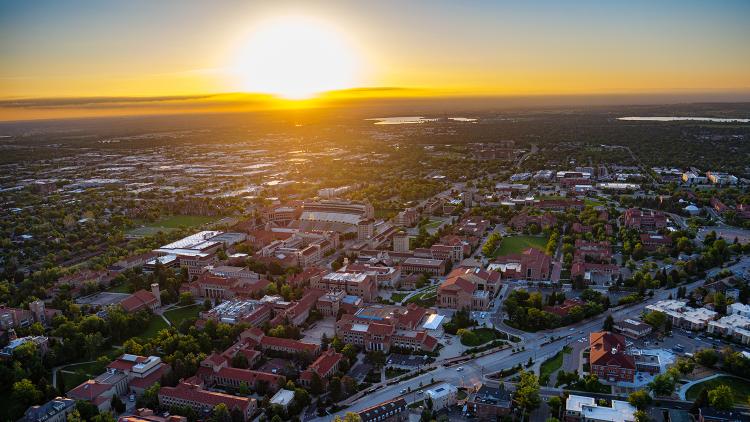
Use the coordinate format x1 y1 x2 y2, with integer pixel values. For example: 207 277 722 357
159 382 254 412
121 289 158 313
589 331 635 370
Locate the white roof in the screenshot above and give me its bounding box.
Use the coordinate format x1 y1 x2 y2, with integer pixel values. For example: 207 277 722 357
425 383 456 399
422 314 445 330
270 389 295 406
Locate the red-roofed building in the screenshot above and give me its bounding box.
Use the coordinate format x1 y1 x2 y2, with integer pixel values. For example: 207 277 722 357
182 273 270 301
286 267 327 287
158 381 257 421
260 336 320 356
589 331 636 382
269 288 325 326
335 313 438 353
299 349 344 387
544 298 585 317
623 208 667 232
640 233 673 252
120 288 160 313
198 354 285 394
509 212 557 231
118 408 187 422
491 248 551 281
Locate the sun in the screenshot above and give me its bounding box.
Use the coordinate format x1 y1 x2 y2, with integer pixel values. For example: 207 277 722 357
231 16 361 100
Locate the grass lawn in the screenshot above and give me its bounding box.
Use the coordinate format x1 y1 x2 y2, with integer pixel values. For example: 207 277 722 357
128 215 217 236
539 346 571 385
390 293 409 303
492 235 548 257
164 304 201 325
686 376 750 402
132 315 169 341
107 282 132 293
584 198 605 207
386 367 409 379
405 286 437 307
424 219 443 230
460 328 500 346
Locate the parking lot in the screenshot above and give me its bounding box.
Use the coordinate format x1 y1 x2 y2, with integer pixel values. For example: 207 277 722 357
75 291 129 306
301 316 335 344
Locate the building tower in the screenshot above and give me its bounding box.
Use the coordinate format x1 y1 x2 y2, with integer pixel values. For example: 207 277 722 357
393 231 410 253
29 300 46 325
357 219 374 242
151 283 162 307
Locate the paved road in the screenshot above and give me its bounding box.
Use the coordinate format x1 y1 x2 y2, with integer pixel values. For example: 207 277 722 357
312 269 725 421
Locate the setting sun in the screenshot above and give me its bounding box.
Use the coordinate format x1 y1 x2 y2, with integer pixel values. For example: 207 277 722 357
230 16 361 100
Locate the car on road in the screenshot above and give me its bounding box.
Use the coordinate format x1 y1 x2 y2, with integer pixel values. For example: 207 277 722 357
456 366 464 372
400 389 407 394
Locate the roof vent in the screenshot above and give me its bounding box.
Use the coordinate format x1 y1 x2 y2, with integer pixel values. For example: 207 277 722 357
611 347 617 354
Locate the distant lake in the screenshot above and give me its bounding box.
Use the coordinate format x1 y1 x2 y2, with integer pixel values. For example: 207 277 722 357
366 116 438 125
367 116 478 125
618 116 750 123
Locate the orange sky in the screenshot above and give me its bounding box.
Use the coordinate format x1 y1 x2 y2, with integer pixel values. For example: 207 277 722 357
1 1 749 120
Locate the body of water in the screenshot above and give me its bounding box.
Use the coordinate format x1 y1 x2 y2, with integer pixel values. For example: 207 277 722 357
618 116 750 123
367 116 478 125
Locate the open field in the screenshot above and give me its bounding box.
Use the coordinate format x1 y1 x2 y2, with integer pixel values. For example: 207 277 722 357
164 304 201 325
127 215 217 237
685 375 750 403
492 235 548 257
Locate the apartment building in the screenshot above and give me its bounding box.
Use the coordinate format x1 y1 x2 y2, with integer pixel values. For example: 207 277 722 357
400 257 446 276
645 300 717 331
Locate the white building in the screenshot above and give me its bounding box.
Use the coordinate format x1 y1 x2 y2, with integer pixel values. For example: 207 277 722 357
645 300 717 331
566 395 636 422
424 383 457 410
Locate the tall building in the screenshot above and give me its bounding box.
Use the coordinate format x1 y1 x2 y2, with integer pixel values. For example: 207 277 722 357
393 231 410 252
357 219 375 242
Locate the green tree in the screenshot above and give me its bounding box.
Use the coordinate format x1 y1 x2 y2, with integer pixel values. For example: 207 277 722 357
708 385 733 410
12 378 42 409
513 371 541 416
674 357 695 375
694 349 720 367
333 412 362 422
111 395 126 414
647 372 676 397
603 314 614 331
212 403 231 422
628 390 652 410
548 396 562 419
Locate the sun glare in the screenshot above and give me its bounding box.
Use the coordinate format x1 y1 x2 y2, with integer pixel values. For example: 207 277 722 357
231 16 360 100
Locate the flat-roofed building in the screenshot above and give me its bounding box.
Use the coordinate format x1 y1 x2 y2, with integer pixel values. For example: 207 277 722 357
313 272 378 302
565 394 636 422
21 397 76 422
613 319 653 339
645 300 717 331
424 383 457 410
400 257 446 276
